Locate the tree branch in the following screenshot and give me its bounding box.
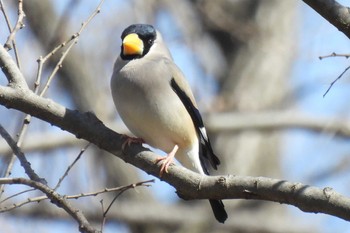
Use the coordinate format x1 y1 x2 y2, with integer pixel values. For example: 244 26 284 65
1 44 350 222
303 0 350 39
0 177 98 233
0 124 45 183
171 172 350 222
0 179 154 213
4 0 25 51
0 43 27 88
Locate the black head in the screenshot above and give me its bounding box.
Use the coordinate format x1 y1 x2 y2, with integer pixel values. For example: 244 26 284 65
120 24 157 60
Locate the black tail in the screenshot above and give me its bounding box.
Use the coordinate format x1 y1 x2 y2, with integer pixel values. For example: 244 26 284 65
209 199 227 223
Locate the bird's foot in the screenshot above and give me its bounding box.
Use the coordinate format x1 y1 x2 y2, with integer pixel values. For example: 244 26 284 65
121 135 145 150
155 145 179 176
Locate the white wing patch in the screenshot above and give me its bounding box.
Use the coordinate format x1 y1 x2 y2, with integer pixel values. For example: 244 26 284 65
199 126 208 140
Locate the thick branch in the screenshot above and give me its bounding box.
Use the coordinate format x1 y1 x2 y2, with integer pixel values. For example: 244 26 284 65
1 45 350 222
169 172 350 222
303 0 350 39
0 44 27 88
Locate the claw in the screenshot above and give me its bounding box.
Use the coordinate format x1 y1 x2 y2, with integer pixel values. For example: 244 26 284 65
121 135 144 150
155 145 178 176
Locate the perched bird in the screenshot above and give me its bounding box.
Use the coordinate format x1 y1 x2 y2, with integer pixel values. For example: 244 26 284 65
111 24 228 223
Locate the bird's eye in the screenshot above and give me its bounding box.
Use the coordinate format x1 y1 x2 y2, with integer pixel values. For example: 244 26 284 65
148 39 154 45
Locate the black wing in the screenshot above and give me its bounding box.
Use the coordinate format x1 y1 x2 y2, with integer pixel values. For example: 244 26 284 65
170 78 220 174
171 78 228 223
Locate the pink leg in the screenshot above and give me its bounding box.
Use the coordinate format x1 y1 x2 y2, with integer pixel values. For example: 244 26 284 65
121 135 145 150
155 145 179 176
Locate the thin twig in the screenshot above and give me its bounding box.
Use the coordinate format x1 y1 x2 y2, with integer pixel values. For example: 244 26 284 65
0 115 33 200
0 195 47 212
54 143 91 191
0 124 46 184
0 154 16 199
42 0 103 63
102 179 154 218
39 40 77 96
103 191 125 218
319 52 350 97
319 52 350 60
4 0 25 51
0 0 22 68
0 188 35 204
0 177 98 233
0 0 13 36
34 56 44 93
47 0 80 48
323 65 350 97
0 179 154 213
36 0 105 96
100 200 106 233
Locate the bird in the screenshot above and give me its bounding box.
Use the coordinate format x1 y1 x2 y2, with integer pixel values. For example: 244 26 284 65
110 23 228 223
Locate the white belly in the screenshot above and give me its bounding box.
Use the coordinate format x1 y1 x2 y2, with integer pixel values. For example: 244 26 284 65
112 74 196 153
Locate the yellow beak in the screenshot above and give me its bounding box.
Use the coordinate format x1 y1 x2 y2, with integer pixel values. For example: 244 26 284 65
122 33 144 56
